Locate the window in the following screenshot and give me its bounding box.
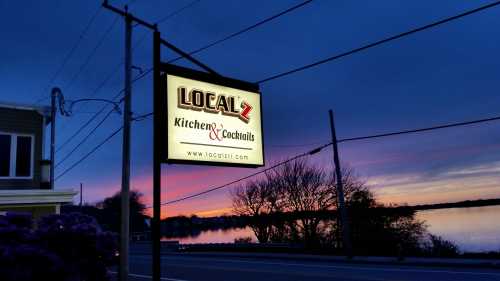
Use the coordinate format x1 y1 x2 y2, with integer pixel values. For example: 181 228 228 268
0 133 34 179
0 135 10 177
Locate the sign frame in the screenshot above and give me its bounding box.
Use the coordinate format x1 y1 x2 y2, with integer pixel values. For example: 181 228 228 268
157 63 265 168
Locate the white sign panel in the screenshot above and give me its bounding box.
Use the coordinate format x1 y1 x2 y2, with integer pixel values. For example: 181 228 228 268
165 73 264 167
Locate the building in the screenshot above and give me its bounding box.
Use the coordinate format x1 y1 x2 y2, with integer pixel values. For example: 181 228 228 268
0 101 75 220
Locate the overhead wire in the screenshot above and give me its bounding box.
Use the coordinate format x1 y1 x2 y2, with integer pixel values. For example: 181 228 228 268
35 6 102 104
167 0 313 64
55 1 500 192
55 0 200 153
156 113 500 206
65 15 121 91
56 69 151 154
256 0 500 84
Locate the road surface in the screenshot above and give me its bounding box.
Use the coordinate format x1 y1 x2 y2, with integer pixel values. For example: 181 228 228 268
118 253 500 281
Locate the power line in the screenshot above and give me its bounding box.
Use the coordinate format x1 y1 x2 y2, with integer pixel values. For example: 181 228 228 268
54 109 155 181
54 1 203 179
56 0 306 148
256 0 500 84
56 91 123 153
54 61 121 153
54 1 500 196
55 125 123 181
158 142 331 207
268 141 327 148
55 106 119 168
88 61 122 98
65 15 120 92
163 0 500 96
158 113 500 206
132 112 153 121
127 0 202 52
337 114 500 143
156 0 201 24
54 110 500 197
55 0 197 147
35 6 102 104
56 69 151 153
167 0 313 64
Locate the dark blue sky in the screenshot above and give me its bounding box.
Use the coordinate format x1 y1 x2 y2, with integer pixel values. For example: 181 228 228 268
2 0 500 216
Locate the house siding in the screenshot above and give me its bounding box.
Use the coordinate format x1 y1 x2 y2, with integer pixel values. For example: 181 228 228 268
0 107 44 189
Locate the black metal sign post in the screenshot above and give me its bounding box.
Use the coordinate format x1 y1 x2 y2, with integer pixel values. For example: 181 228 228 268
152 29 162 281
153 46 263 280
105 3 261 279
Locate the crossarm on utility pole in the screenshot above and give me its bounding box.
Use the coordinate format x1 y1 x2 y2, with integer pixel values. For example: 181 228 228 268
102 0 156 30
159 38 221 76
103 0 220 77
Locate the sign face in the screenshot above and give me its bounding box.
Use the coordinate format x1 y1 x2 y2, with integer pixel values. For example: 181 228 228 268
161 64 264 167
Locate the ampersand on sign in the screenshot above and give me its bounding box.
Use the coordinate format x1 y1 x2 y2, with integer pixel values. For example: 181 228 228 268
209 122 223 141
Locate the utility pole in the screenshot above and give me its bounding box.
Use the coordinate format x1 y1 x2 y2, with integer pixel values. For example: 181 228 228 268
79 183 83 208
120 9 132 281
102 2 157 280
328 110 353 257
50 87 60 190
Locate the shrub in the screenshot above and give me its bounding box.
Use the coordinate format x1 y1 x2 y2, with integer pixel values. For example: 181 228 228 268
424 234 460 257
0 212 118 281
234 236 253 244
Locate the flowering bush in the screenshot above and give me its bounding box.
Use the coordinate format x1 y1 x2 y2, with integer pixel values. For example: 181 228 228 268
0 212 118 281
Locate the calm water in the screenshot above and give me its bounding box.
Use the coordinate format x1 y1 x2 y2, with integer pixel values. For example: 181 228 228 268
168 205 500 252
416 205 500 252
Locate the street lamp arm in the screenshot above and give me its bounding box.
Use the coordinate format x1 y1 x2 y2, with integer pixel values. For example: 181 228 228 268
67 98 122 116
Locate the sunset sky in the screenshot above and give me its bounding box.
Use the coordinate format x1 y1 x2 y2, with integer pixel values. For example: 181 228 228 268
2 0 500 218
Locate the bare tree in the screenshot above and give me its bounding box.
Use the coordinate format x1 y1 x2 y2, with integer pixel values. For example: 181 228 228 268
231 161 377 247
265 159 333 246
231 179 273 242
325 165 367 248
230 160 432 255
327 165 367 207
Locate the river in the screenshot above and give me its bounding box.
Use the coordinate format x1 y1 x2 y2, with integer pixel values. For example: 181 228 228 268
416 205 500 252
167 205 500 252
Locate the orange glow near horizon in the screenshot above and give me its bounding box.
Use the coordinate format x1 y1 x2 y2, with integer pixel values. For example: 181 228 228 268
137 170 500 218
84 149 500 219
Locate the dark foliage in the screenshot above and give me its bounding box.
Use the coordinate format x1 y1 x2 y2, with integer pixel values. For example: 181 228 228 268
229 159 453 257
161 215 248 239
62 190 149 235
100 190 148 234
0 212 118 281
423 234 460 257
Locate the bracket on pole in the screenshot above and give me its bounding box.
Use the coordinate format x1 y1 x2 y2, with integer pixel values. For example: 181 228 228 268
102 0 157 31
159 38 221 76
103 0 221 77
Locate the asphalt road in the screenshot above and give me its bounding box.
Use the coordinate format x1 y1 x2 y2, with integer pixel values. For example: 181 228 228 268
119 253 500 281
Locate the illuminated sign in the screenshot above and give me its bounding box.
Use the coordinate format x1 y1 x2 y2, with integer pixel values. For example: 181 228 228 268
160 64 264 167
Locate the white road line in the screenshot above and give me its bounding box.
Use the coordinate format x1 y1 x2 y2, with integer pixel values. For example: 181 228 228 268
132 255 500 277
109 270 190 281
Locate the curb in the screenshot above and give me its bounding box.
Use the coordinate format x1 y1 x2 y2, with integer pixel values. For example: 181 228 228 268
150 251 500 270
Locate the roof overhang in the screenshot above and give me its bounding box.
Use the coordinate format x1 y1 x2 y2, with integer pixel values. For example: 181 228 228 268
0 101 52 125
0 189 76 205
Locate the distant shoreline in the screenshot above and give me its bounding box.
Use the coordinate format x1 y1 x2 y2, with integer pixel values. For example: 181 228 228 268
409 198 500 211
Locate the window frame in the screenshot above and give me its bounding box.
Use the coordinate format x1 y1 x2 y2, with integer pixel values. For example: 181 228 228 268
0 132 35 180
